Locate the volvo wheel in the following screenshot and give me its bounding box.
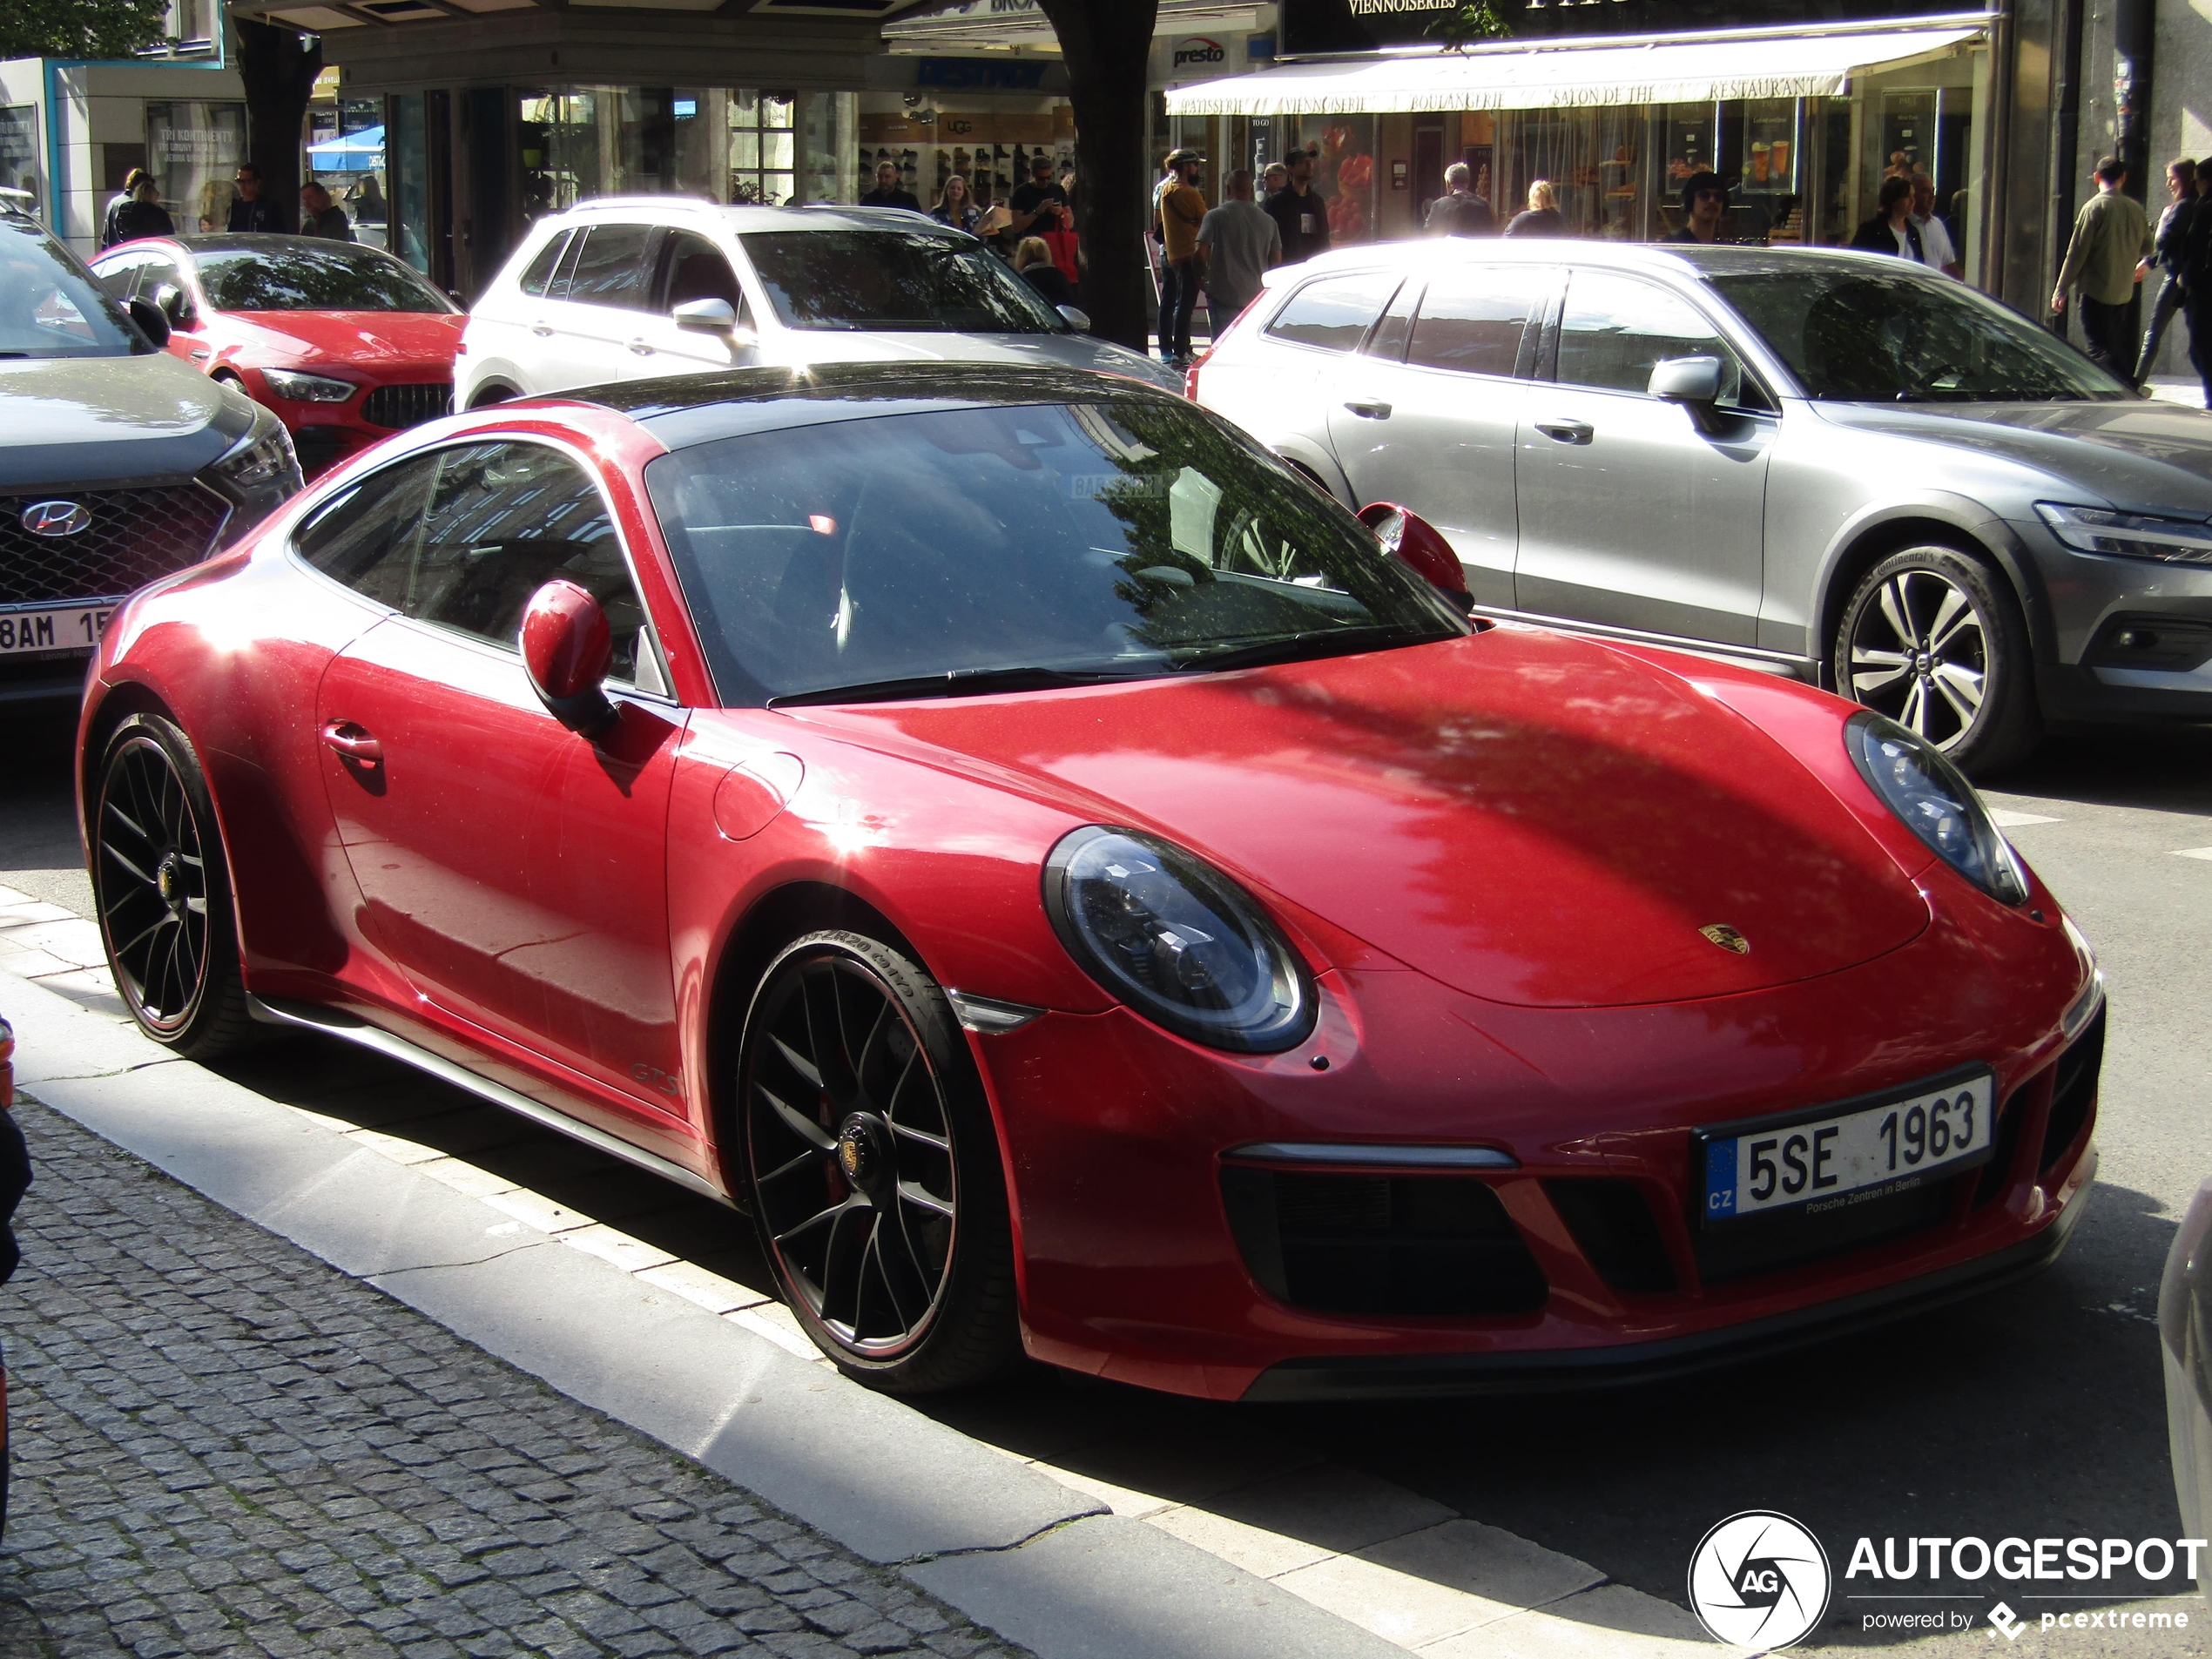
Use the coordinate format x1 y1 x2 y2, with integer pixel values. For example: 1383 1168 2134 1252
738 929 1018 1393
91 714 255 1058
1833 545 2040 777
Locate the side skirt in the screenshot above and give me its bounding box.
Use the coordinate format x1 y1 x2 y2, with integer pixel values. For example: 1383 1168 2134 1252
248 993 736 1208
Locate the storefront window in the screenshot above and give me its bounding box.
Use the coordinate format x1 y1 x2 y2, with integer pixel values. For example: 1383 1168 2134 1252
518 87 856 220
391 93 432 273
305 97 388 249
1276 117 1375 245
729 92 796 205
0 106 36 199
145 100 246 233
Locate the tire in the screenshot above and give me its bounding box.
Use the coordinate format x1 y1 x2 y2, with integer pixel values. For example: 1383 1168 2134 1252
469 383 515 410
90 714 257 1060
737 929 1019 1393
1831 544 2041 777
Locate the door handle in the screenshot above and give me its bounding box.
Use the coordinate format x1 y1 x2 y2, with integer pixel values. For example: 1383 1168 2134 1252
320 720 383 768
1535 418 1595 444
1342 398 1393 420
530 322 555 336
188 348 212 361
628 337 654 355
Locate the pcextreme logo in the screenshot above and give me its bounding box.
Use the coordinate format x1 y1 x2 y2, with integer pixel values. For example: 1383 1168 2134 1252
1689 1512 1832 1649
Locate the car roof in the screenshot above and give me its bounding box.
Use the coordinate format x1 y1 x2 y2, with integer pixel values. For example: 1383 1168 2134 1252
1265 237 1935 287
537 200 963 238
544 361 1183 451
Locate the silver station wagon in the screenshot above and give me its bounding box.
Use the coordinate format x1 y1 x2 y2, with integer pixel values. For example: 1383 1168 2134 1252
1190 240 2212 774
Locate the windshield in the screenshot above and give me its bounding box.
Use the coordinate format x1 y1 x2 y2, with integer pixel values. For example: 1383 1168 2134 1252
0 218 145 359
194 244 456 314
739 229 1064 334
1705 265 2129 402
645 396 1467 705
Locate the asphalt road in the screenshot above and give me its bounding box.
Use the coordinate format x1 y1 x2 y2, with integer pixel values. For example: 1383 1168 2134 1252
10 699 2209 1654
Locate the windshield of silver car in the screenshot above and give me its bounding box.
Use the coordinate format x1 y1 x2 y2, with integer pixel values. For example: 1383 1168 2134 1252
1705 266 2131 403
645 397 1470 705
738 230 1065 334
0 219 145 358
194 244 458 314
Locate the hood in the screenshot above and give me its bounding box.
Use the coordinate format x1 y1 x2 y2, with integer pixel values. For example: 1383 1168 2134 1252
0 353 246 490
1816 398 2212 514
799 630 1932 1009
759 328 1183 392
216 308 467 369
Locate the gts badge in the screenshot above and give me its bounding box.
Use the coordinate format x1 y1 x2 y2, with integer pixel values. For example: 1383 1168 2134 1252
632 1063 684 1100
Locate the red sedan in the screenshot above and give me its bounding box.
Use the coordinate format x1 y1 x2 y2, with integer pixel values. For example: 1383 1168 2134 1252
88 234 463 478
74 364 2102 1399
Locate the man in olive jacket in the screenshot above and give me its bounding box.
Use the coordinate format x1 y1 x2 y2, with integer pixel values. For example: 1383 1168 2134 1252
2052 156 2154 379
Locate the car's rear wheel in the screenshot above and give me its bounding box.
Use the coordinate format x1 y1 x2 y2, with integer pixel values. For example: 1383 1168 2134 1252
738 930 1018 1393
1833 545 2040 777
91 715 256 1059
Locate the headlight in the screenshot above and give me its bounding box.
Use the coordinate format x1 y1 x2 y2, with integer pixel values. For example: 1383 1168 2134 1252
260 368 357 403
1043 826 1314 1053
200 406 304 529
1845 712 2029 904
2035 501 2212 565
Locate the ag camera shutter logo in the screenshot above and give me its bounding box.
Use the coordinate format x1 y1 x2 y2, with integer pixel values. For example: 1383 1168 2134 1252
1688 1511 1832 1649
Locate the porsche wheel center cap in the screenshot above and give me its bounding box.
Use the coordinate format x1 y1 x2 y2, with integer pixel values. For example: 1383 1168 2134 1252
836 1115 888 1188
157 853 183 908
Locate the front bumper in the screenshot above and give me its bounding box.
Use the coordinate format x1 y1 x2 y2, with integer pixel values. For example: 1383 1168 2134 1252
2019 519 2212 721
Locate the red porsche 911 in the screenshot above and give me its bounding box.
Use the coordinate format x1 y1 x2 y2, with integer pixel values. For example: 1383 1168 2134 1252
75 363 2103 1399
89 235 463 480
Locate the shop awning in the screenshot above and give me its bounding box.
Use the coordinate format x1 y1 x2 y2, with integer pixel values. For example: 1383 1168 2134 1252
1162 25 1980 115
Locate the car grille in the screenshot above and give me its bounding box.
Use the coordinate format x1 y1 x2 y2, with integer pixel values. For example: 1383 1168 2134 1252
360 382 451 429
2039 1006 2104 1174
0 484 231 607
1543 1179 1676 1293
1221 1167 1549 1318
293 426 354 475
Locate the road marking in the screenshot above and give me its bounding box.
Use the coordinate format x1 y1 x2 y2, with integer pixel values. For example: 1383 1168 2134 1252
2174 847 2212 861
1987 811 2062 827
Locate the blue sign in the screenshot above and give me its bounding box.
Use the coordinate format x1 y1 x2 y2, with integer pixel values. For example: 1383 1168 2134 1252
916 57 1049 91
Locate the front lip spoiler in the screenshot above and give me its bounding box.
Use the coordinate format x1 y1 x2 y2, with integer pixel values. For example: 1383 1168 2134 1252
1240 1157 2092 1402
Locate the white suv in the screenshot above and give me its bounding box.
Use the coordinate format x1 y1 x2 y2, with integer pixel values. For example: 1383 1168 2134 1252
457 199 1176 407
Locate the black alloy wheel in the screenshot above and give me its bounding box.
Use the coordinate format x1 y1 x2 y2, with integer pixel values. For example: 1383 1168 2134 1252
738 930 1017 1392
1834 544 2040 777
91 715 254 1058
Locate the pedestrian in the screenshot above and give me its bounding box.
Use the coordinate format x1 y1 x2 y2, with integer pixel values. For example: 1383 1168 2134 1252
2182 167 2212 407
226 164 287 233
1423 161 1495 237
1850 176 1926 261
1008 152 1069 237
1264 147 1332 265
931 173 981 234
1197 168 1280 324
859 159 922 213
1260 161 1290 200
2135 157 2196 387
1912 173 1960 277
1157 147 1206 364
1503 179 1567 238
2052 156 2153 381
1014 236 1073 307
299 180 354 241
1661 172 1727 245
99 167 173 249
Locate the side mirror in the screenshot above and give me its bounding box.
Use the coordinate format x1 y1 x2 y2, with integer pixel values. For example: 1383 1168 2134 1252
1057 304 1091 333
149 281 193 329
1649 354 1727 433
127 294 171 348
520 577 619 736
1359 502 1473 614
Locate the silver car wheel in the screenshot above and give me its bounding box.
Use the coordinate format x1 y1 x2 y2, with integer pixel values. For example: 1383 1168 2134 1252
1847 569 1989 752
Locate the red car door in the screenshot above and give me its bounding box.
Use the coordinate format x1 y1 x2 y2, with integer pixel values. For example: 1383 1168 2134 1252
300 437 690 1136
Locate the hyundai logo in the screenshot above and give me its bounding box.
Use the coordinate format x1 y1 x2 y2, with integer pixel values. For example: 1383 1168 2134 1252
20 500 91 537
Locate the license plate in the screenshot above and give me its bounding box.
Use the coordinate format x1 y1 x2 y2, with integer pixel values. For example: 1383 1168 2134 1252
0 604 111 656
1697 1067 1997 1227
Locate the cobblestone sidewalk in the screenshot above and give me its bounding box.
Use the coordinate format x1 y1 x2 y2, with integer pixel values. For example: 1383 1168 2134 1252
0 1099 1031 1659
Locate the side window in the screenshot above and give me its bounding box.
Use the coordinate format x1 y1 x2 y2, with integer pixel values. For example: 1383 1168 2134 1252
517 230 573 298
408 443 647 681
659 230 746 319
563 223 655 312
1361 279 1420 362
293 452 442 611
95 253 156 301
136 254 185 303
1407 266 1548 379
1263 272 1401 353
1555 270 1750 404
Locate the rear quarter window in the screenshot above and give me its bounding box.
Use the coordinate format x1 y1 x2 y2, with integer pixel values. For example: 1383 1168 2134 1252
1263 272 1401 353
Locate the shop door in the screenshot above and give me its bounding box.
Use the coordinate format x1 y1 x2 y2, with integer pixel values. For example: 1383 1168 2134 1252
1514 268 1771 647
1325 263 1553 611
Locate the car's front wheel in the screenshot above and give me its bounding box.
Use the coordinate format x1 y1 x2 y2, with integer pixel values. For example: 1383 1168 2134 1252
1833 544 2041 776
737 930 1019 1393
91 714 256 1058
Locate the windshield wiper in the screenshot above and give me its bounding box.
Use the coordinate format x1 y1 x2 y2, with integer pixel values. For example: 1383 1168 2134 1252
1170 624 1431 675
768 664 1163 707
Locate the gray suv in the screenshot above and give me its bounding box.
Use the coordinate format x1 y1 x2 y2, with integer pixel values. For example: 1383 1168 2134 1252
1191 240 2212 774
1 206 301 707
